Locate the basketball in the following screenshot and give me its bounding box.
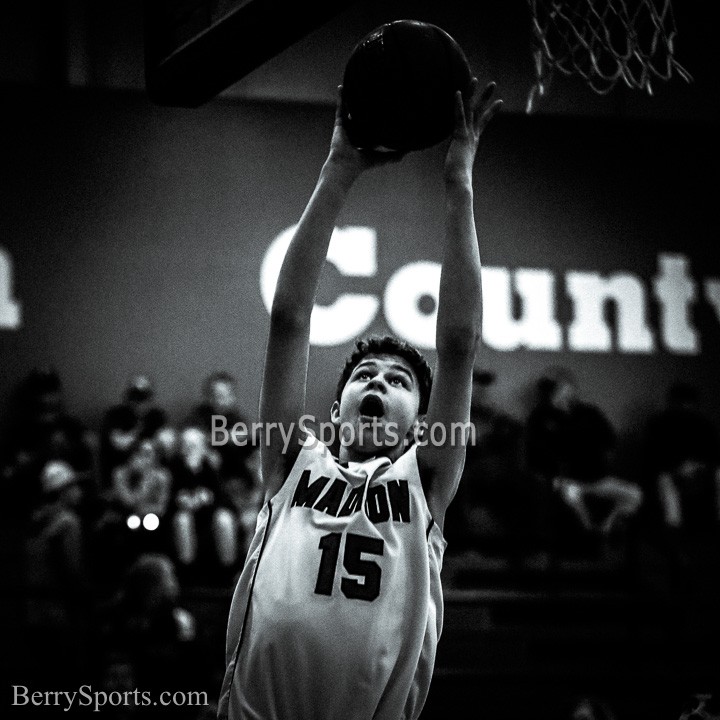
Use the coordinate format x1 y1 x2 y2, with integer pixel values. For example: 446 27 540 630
341 20 473 152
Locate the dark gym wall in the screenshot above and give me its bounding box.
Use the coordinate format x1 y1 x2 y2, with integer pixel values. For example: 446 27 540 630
1 85 718 466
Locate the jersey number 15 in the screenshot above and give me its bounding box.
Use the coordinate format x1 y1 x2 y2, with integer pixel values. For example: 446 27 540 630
314 532 384 602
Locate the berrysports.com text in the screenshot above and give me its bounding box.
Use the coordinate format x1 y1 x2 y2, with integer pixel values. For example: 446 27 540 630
210 414 475 453
11 685 209 713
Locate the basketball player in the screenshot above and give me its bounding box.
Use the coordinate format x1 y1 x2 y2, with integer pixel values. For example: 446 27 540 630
218 79 502 720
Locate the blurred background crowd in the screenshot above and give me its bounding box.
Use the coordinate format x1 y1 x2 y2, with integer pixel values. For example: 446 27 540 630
3 369 263 717
2 363 718 717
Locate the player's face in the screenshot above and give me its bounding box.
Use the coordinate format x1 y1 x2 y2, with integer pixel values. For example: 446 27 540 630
332 353 423 455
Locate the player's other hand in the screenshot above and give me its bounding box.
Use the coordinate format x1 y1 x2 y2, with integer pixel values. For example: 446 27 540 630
444 79 502 186
325 86 406 178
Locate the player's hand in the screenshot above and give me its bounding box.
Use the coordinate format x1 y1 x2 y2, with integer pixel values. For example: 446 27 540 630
444 79 502 186
325 86 405 178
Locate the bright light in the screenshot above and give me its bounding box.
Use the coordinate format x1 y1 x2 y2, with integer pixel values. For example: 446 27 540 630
126 514 141 530
143 513 160 531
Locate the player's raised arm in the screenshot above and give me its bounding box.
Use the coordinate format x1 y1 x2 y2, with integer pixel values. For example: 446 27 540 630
260 92 402 501
417 79 502 529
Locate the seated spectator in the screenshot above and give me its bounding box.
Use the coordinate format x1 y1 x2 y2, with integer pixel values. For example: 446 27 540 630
187 372 261 557
3 368 95 515
233 444 263 559
170 427 239 581
677 692 720 720
91 436 174 594
567 696 618 720
647 382 719 532
100 554 201 715
646 382 720 589
100 375 167 488
111 439 173 523
23 460 93 685
526 368 643 550
154 425 179 469
95 652 140 720
187 372 258 479
446 370 527 559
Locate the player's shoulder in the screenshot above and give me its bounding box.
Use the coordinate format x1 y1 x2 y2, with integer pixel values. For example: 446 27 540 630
390 442 420 472
295 430 332 462
264 431 331 499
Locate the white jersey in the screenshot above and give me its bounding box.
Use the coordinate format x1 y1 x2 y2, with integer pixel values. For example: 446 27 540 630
218 435 447 720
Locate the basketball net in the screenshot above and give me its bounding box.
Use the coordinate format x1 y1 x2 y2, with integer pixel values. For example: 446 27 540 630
526 0 692 112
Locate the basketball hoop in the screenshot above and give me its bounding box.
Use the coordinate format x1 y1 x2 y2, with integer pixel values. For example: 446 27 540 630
526 0 693 112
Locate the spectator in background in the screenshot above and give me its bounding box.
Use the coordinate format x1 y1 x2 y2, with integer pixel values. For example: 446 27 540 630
92 436 174 597
187 372 258 481
154 425 179 469
3 368 94 514
100 554 201 716
567 696 618 720
96 652 140 720
187 372 261 558
677 693 720 720
100 375 167 488
647 382 720 532
446 370 527 561
170 427 239 582
526 368 643 547
111 438 173 525
646 382 720 588
23 460 93 685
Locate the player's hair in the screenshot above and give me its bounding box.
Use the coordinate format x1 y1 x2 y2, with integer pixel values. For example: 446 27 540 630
336 336 433 414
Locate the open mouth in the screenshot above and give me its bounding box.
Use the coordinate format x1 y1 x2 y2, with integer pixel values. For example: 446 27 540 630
359 394 385 418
